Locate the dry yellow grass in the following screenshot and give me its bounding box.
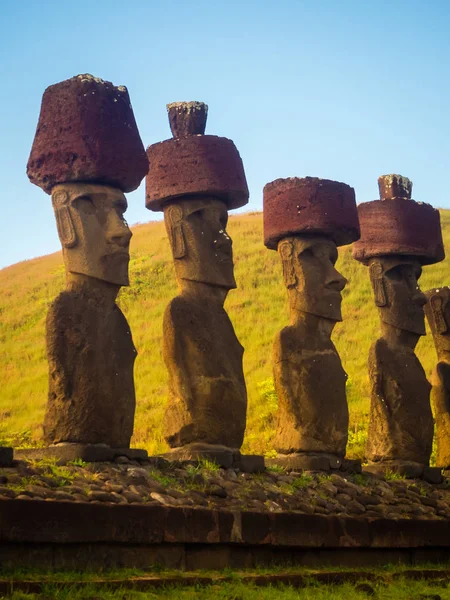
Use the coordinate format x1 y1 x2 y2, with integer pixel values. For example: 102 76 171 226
1 210 450 459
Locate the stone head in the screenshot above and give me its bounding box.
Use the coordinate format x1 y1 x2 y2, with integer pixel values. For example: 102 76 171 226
51 182 132 287
163 196 236 290
278 235 347 321
369 256 427 336
424 287 450 356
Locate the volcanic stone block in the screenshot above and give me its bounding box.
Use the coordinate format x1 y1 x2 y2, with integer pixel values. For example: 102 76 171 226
425 287 450 468
167 101 208 137
146 135 248 211
263 176 359 466
44 279 137 447
162 292 247 450
146 103 250 455
353 176 444 265
161 443 264 472
366 339 433 464
27 74 148 193
378 173 412 201
354 175 443 468
14 445 147 465
263 177 360 250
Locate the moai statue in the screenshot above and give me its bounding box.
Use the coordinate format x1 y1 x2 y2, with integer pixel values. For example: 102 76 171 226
26 74 149 462
263 177 361 471
425 287 450 468
146 102 260 469
353 174 444 478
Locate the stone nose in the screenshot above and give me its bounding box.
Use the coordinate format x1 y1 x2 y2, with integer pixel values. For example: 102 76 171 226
107 212 132 247
326 267 347 292
414 290 427 308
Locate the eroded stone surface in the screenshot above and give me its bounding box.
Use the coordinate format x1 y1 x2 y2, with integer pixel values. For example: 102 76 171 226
263 177 357 464
44 278 137 447
161 199 246 450
1 459 450 522
146 106 249 453
425 287 450 467
354 176 442 467
27 74 148 194
162 288 247 449
167 101 208 137
353 177 444 265
263 177 360 250
146 102 248 211
365 338 433 465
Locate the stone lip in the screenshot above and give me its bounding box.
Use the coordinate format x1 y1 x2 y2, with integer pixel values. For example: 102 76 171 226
145 135 249 211
162 443 264 473
27 74 149 194
352 198 445 265
15 445 148 465
1 497 450 549
263 177 360 250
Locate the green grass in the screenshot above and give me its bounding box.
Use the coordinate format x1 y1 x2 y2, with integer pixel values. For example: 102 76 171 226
2 564 450 598
2 573 450 599
2 210 450 459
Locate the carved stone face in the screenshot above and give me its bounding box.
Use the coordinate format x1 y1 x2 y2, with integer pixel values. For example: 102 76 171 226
163 197 236 289
369 257 426 336
51 183 132 286
278 236 347 321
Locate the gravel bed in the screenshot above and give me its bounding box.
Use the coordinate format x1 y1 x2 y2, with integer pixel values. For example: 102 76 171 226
1 458 450 520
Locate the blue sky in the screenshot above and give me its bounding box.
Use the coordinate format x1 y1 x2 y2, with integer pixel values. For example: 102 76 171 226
1 0 449 269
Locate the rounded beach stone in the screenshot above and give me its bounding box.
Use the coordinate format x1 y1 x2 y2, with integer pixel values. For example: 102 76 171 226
145 135 249 211
263 177 360 249
352 198 444 265
27 74 149 194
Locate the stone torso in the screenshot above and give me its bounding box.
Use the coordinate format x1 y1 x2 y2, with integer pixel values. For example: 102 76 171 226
272 325 349 456
366 338 433 464
162 294 247 448
44 287 137 447
431 361 450 467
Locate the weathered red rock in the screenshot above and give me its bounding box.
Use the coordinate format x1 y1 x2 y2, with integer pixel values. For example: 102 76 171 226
353 175 444 264
167 101 208 137
378 173 412 201
27 74 148 194
146 135 249 211
263 177 360 250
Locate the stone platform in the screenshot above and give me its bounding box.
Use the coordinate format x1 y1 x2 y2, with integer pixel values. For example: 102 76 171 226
15 444 148 465
364 461 443 484
1 498 450 570
162 443 264 473
266 452 361 473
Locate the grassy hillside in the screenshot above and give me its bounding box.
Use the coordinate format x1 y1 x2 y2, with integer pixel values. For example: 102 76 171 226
2 210 450 459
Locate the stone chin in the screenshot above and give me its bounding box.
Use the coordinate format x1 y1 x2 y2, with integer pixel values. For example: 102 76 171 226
179 267 236 290
64 250 130 287
379 308 426 337
293 292 343 322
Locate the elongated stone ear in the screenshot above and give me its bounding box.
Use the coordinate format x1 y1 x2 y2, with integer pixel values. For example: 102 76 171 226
369 261 387 307
165 204 186 259
52 189 77 248
431 295 448 335
278 239 297 288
